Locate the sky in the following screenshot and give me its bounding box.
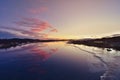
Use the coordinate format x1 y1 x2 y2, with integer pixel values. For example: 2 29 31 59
0 0 120 39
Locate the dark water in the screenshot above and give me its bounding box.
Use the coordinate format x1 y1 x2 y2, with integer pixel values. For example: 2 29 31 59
0 42 120 80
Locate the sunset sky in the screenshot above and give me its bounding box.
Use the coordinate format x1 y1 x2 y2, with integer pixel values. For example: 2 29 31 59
0 0 120 39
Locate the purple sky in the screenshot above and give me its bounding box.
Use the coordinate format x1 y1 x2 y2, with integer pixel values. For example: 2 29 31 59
0 0 120 39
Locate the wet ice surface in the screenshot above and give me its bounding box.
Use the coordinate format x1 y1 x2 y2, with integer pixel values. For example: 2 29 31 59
0 42 120 80
72 44 120 80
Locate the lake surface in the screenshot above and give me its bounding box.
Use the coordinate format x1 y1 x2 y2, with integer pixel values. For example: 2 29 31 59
0 42 120 80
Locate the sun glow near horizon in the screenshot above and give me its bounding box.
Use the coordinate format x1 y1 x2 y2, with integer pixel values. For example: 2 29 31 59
0 0 120 39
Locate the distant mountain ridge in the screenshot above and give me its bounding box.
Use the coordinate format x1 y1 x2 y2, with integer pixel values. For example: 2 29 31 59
68 34 120 51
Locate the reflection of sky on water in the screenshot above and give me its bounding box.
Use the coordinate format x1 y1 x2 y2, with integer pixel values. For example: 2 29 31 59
0 42 120 80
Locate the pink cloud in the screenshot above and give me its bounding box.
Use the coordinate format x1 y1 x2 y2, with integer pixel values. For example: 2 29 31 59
29 7 48 14
15 18 42 27
1 17 59 39
15 18 55 33
31 21 52 32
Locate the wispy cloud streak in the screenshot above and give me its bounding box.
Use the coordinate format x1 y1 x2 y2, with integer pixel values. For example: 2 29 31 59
0 17 58 39
29 7 48 14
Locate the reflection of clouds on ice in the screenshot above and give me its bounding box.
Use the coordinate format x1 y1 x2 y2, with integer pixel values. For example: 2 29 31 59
72 45 120 80
31 43 59 61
